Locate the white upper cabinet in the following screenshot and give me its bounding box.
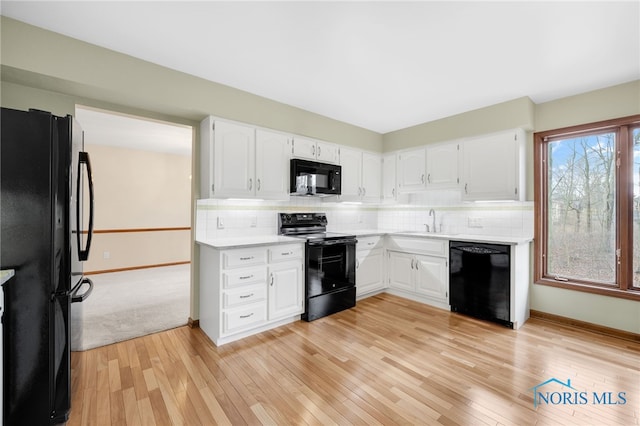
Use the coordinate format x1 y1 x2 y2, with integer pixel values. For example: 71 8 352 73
255 129 291 200
339 147 362 200
426 142 460 188
292 136 340 164
382 153 397 202
361 152 381 202
462 128 525 201
397 147 426 192
200 117 289 200
339 147 381 202
212 119 256 199
397 142 460 193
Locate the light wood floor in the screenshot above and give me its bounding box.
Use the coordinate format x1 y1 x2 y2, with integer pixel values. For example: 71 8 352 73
69 293 640 425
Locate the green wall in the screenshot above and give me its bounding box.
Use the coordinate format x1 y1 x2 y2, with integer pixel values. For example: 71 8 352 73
531 79 640 335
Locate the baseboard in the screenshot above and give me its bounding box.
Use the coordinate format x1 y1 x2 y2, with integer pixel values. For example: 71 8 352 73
188 317 200 329
85 261 190 275
530 309 640 342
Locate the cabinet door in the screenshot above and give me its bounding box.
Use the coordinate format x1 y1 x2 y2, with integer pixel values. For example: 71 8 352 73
256 129 290 200
414 255 447 300
339 147 362 201
397 148 426 192
213 121 255 198
268 262 303 320
427 142 459 188
387 251 415 292
292 136 317 160
361 152 381 202
356 249 384 297
382 153 397 201
462 130 520 201
316 141 340 164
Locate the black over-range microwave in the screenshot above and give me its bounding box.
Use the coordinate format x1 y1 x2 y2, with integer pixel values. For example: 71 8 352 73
290 159 342 196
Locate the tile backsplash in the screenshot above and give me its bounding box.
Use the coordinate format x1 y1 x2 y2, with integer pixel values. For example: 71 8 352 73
196 194 533 241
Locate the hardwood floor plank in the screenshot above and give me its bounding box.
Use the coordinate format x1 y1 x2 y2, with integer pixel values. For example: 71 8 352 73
69 293 640 425
147 388 172 426
122 387 142 426
135 397 156 426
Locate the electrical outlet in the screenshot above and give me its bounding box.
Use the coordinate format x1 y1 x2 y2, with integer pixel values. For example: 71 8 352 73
103 251 110 259
468 217 483 228
217 216 225 229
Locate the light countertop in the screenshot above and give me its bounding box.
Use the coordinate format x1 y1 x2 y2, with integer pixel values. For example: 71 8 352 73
1 269 15 285
196 230 532 249
196 235 303 249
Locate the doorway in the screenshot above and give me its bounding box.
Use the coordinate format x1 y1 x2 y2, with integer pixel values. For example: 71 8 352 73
70 106 193 350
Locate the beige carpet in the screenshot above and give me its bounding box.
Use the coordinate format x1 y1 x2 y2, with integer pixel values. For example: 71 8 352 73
70 264 190 351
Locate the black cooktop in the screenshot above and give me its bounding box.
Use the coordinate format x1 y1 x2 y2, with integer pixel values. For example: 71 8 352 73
278 212 355 241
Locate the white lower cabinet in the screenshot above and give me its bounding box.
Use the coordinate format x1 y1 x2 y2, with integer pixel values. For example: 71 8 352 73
268 260 303 320
199 242 303 346
386 236 449 309
414 255 447 300
356 236 385 297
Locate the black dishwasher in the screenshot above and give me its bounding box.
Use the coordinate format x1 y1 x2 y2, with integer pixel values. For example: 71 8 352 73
449 241 512 328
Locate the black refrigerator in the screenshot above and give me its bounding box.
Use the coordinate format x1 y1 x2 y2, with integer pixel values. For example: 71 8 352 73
1 107 95 424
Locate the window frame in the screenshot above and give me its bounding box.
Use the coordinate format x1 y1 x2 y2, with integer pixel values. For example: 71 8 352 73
534 114 640 301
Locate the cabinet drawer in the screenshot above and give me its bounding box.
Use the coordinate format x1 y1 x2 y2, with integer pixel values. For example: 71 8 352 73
357 236 382 251
269 244 303 262
223 266 266 289
223 248 267 269
223 303 266 334
223 284 266 308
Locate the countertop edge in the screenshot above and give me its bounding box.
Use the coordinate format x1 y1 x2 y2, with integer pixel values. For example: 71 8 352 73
1 269 16 285
196 236 303 249
196 231 532 249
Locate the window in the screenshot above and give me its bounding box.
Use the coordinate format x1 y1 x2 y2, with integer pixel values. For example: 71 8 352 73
534 115 640 300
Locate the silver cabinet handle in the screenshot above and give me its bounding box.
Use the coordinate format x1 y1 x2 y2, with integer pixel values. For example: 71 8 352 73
281 251 293 256
421 174 425 183
270 273 274 286
427 173 431 183
240 313 254 319
249 178 253 190
239 293 254 299
392 188 395 197
410 258 415 269
239 256 254 261
239 274 254 280
312 145 316 156
363 187 366 196
356 259 360 269
257 179 261 191
358 187 362 196
317 145 321 157
465 183 468 194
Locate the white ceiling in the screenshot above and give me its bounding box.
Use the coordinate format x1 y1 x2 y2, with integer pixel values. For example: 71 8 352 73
75 106 193 156
2 1 639 134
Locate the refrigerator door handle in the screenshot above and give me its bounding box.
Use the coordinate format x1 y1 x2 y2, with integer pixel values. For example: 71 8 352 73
77 151 94 261
71 277 93 303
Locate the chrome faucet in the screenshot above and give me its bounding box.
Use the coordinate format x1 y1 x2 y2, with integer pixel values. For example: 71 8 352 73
428 209 436 233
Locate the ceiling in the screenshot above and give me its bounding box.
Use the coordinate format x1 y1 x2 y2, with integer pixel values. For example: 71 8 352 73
2 1 639 134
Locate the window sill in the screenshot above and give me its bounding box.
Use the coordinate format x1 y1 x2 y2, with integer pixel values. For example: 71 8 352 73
535 277 640 302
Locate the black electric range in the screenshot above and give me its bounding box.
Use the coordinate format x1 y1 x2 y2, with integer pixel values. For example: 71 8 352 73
278 213 357 321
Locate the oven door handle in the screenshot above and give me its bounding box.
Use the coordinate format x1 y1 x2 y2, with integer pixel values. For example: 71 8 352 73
308 239 357 246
